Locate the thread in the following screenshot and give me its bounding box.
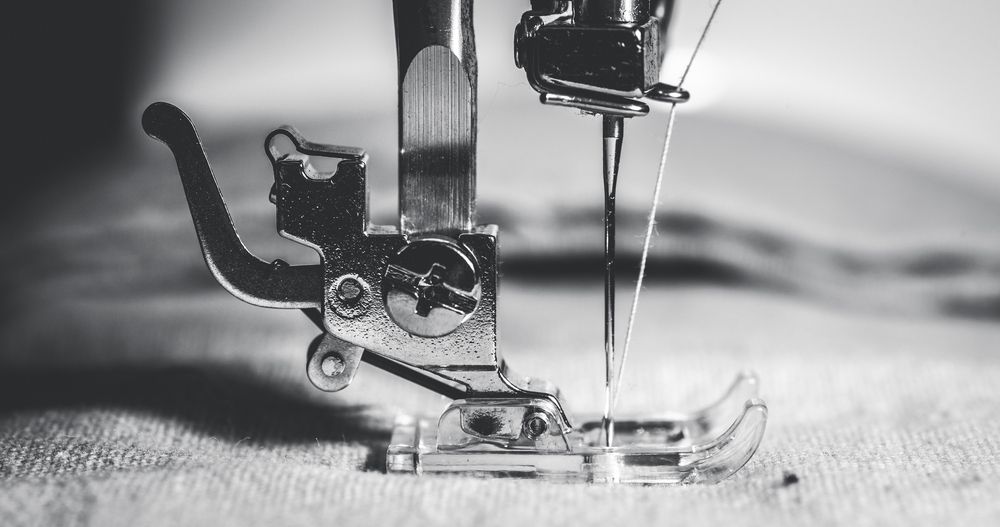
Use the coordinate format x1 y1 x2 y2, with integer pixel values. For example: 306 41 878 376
612 0 726 410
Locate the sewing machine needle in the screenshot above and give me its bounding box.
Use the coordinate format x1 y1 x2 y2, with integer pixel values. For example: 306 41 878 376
601 114 623 447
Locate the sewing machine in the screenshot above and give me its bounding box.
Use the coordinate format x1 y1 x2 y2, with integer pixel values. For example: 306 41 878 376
142 0 766 484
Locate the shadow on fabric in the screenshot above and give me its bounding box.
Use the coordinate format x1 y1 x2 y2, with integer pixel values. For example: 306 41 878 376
0 366 392 472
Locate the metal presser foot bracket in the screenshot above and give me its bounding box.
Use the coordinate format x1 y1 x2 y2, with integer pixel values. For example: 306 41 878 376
143 0 766 484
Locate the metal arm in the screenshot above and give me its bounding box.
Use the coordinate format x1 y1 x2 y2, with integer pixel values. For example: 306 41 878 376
142 102 323 309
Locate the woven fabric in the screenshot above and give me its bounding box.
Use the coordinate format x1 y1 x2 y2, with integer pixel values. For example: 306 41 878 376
2 284 999 527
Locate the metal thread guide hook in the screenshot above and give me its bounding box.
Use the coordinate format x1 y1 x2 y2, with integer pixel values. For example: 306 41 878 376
143 0 766 484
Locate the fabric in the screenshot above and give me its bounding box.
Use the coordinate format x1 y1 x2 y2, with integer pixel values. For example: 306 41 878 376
2 285 999 526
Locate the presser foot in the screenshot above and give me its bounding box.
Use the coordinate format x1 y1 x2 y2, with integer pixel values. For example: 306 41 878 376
387 373 767 484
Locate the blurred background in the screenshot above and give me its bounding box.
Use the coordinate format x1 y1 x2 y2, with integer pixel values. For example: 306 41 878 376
2 1 1000 524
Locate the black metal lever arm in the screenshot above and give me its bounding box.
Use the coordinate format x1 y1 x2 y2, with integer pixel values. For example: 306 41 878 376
142 102 323 309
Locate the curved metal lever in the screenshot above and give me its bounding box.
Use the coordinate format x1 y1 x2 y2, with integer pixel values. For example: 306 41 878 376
142 102 322 309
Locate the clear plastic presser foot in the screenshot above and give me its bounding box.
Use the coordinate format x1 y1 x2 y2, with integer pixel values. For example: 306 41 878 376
387 372 767 484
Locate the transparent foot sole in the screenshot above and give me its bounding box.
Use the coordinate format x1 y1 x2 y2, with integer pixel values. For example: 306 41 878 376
387 373 767 484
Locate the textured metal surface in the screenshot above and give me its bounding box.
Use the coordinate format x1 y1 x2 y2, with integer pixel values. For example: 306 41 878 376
302 307 468 399
306 333 364 392
328 274 372 320
601 115 623 446
646 82 690 104
272 130 568 422
395 0 477 235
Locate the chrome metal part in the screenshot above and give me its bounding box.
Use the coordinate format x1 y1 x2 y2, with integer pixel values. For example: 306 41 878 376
395 0 477 235
383 237 482 338
329 274 372 320
574 0 649 25
601 114 623 447
522 411 551 440
307 333 364 392
538 84 689 116
515 0 678 109
322 355 346 377
515 3 665 101
303 307 469 400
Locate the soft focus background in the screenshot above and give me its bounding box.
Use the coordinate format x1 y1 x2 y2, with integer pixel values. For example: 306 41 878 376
3 1 999 526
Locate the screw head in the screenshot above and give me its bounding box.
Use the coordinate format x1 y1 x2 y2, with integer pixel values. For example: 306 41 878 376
382 238 481 338
522 412 550 440
330 274 370 319
337 277 363 303
306 334 363 393
320 353 347 377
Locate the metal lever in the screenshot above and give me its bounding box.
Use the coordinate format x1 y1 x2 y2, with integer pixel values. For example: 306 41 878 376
142 102 323 309
394 0 477 236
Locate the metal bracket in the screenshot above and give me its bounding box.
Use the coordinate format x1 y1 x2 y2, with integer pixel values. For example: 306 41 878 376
142 101 571 429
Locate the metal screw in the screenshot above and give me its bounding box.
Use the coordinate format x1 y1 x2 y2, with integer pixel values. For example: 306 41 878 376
320 353 347 377
337 277 363 303
330 275 370 319
522 412 550 440
383 238 481 338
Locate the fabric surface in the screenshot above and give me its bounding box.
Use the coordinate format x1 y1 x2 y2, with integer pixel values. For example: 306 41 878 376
2 110 1000 526
2 285 999 527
